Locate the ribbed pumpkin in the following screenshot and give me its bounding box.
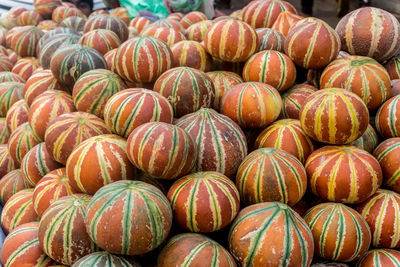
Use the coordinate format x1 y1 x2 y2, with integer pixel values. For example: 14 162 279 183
168 172 240 232
221 82 282 128
285 17 340 69
20 142 61 187
72 69 126 119
33 168 76 217
255 28 285 52
1 189 38 234
336 7 400 63
10 26 44 57
158 234 237 267
171 40 212 72
356 189 400 249
356 249 400 267
0 118 10 144
375 95 400 138
0 144 16 177
150 18 185 33
271 11 303 36
11 57 40 82
37 19 58 31
127 122 197 179
85 180 172 255
36 27 78 53
180 11 207 29
373 138 400 193
44 112 111 165
385 56 400 80
229 202 314 267
51 6 85 23
281 83 318 120
33 0 62 18
185 20 213 42
242 0 297 28
6 100 29 133
0 82 24 117
0 222 53 267
306 145 382 204
206 71 243 110
168 12 184 21
0 170 29 206
103 89 173 138
17 10 43 26
153 67 215 118
8 122 41 166
38 194 96 265
129 16 151 33
114 36 173 84
236 148 307 206
0 72 24 83
73 252 140 267
50 44 107 88
349 124 379 153
204 19 258 62
175 108 247 177
0 55 13 72
59 16 86 31
243 50 296 92
300 88 369 144
141 26 186 46
83 14 128 42
79 29 121 56
104 48 117 71
66 134 136 194
304 203 371 262
28 90 76 140
320 56 391 110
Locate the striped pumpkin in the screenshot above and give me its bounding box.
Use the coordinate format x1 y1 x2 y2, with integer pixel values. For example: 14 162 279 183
85 180 172 255
1 189 38 234
114 36 173 83
281 83 318 120
38 194 96 265
73 252 140 267
206 71 243 110
271 11 303 36
11 57 40 83
229 202 314 267
28 90 76 140
141 26 186 46
128 26 139 39
37 19 58 31
36 28 79 56
103 89 173 138
6 99 29 132
168 12 184 21
33 0 62 18
83 15 128 42
185 20 213 42
50 44 107 87
335 7 400 63
175 108 247 177
356 249 400 267
349 124 379 153
236 148 307 206
300 88 369 144
129 17 151 33
0 55 13 72
304 202 371 262
0 118 10 144
0 72 24 83
373 138 400 193
256 28 285 52
110 7 130 25
72 69 126 118
391 79 400 97
79 29 121 56
220 82 282 128
0 169 29 206
66 134 136 194
8 122 42 165
17 11 43 26
150 19 185 33
242 0 297 28
204 19 258 62
44 112 111 165
20 143 62 187
33 168 76 217
243 50 296 92
104 48 117 71
51 6 85 23
158 233 237 267
255 119 316 164
320 56 391 110
285 17 340 69
180 11 207 29
6 50 18 65
0 28 6 46
59 16 86 31
153 67 215 117
0 144 16 177
0 82 24 117
127 122 197 179
356 189 400 248
375 95 400 138
10 26 44 57
167 171 240 233
0 222 54 267
171 40 212 72
23 69 65 107
306 145 382 204
89 10 109 17
385 56 400 80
